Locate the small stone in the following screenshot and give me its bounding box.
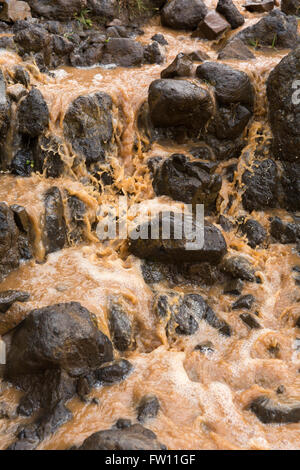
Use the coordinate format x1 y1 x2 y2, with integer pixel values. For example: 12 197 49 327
244 0 274 12
240 313 261 329
95 359 133 385
192 11 230 40
161 53 193 78
0 290 30 314
151 33 168 45
232 294 255 310
224 278 244 296
188 50 210 62
195 341 214 354
137 395 160 423
216 0 245 29
218 37 255 61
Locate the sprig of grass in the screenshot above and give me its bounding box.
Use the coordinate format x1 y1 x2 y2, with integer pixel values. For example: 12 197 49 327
74 9 93 28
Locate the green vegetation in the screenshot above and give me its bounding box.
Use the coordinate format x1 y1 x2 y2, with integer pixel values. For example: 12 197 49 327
74 9 93 28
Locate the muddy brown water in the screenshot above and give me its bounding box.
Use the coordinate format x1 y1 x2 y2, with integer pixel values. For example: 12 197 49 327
0 6 300 450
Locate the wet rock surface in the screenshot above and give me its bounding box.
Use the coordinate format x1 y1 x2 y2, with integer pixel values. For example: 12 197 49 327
0 290 29 313
161 0 207 30
249 396 300 424
242 159 278 211
216 0 245 29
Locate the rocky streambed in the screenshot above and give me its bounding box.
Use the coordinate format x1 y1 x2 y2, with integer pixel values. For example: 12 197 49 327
0 0 299 451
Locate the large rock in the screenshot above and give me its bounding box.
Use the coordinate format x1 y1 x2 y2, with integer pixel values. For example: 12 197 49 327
69 34 104 67
249 396 300 424
63 92 113 165
128 213 227 265
267 47 300 162
101 38 144 67
0 70 11 163
148 79 214 129
27 0 87 20
161 0 207 30
242 159 278 211
77 423 165 450
192 11 230 40
281 0 299 15
216 0 245 29
281 162 300 211
0 203 20 282
218 37 255 60
6 302 113 382
237 10 298 49
0 0 31 22
152 153 221 210
196 62 254 110
43 187 67 255
17 87 49 137
161 53 193 78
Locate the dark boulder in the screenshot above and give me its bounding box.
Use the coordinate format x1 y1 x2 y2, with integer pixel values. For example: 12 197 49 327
281 162 300 211
94 359 133 385
13 66 30 88
218 37 255 60
188 49 210 62
222 255 256 282
144 41 165 64
17 88 49 137
161 0 207 30
63 92 113 165
151 33 168 45
26 0 87 20
216 0 245 29
237 10 298 49
148 79 214 129
10 149 34 177
192 11 230 40
101 38 144 67
242 159 278 211
224 278 244 296
66 193 86 244
43 187 67 255
161 53 193 78
128 213 227 265
249 396 300 424
281 0 300 15
0 70 11 143
232 294 255 310
34 135 65 178
14 24 51 55
137 395 160 423
240 218 267 248
77 423 165 450
267 47 300 163
0 290 30 314
0 203 20 282
207 104 252 140
108 302 135 352
152 153 221 210
6 302 113 383
196 62 254 110
244 0 274 13
70 35 105 67
270 217 299 244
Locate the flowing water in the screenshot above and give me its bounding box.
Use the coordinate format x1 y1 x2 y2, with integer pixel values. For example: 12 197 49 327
0 4 299 450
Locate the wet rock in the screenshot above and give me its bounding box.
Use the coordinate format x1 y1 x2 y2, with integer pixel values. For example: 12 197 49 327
281 0 300 15
218 215 234 232
66 193 86 244
270 217 300 244
161 53 193 78
115 418 132 429
148 79 214 129
188 49 210 62
0 203 20 282
205 305 231 336
10 149 33 177
7 83 27 102
95 359 133 385
14 24 51 55
144 41 165 64
173 293 207 335
192 11 230 40
101 38 144 67
232 294 254 310
35 135 65 178
43 187 67 255
222 255 256 282
51 34 75 59
69 34 104 67
137 395 160 423
249 396 300 424
216 0 245 29
0 290 30 314
63 92 113 165
195 341 214 354
207 103 252 140
161 0 207 30
240 219 267 248
10 204 31 234
151 33 168 45
281 162 300 211
237 10 298 49
141 261 167 284
77 423 165 450
267 47 300 163
108 302 134 352
152 153 221 209
6 302 113 383
218 37 255 60
242 159 278 211
27 0 87 20
0 0 31 22
0 70 11 143
0 35 16 51
17 88 49 137
244 0 274 12
129 213 227 265
196 62 254 110
224 278 244 296
13 66 30 88
240 312 261 329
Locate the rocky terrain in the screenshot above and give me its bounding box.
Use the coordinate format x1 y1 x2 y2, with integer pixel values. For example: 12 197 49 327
0 0 299 451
